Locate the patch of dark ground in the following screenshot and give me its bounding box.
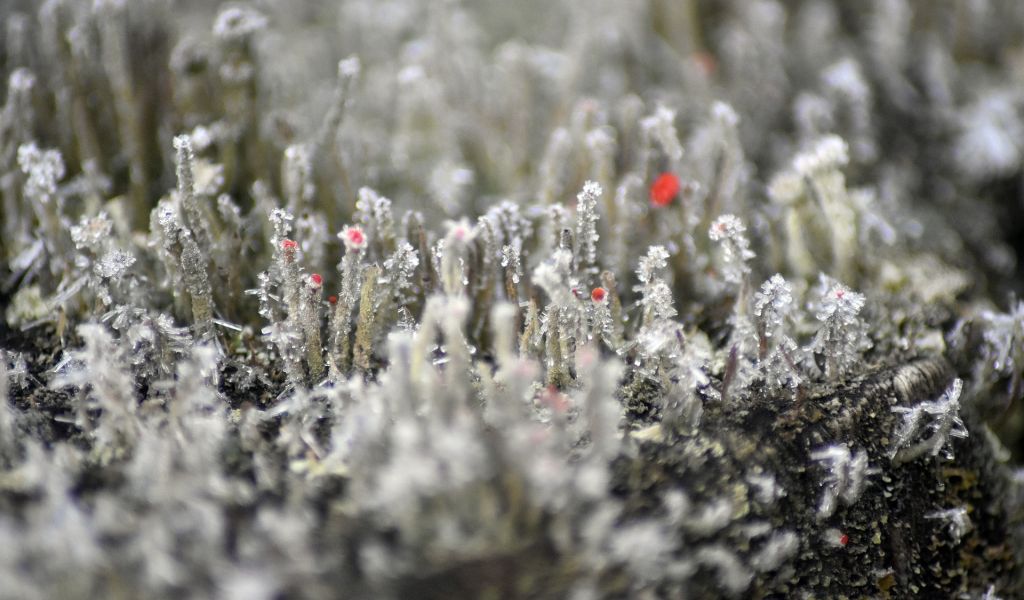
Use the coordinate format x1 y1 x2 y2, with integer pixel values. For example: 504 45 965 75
610 357 1023 598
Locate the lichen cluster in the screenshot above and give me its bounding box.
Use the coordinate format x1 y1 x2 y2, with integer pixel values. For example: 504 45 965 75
2 1 1024 598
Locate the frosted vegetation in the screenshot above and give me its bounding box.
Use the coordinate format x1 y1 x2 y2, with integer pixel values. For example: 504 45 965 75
1 0 1024 598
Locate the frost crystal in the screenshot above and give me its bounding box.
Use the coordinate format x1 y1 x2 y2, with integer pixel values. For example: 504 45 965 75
750 531 798 573
8 67 35 92
269 208 294 247
640 280 676 322
94 249 136 279
641 105 684 162
972 301 1024 398
17 143 65 203
173 135 197 205
954 92 1023 180
810 444 876 518
500 245 522 284
382 242 419 291
694 546 752 596
708 215 754 285
753 274 793 337
758 335 802 395
891 378 968 463
711 101 740 127
338 55 361 79
283 144 314 207
440 219 475 295
767 171 804 205
71 213 114 251
810 279 870 379
575 180 602 273
793 135 849 176
190 125 215 151
533 248 574 305
635 246 676 324
213 5 267 41
637 245 670 285
926 506 971 543
51 324 138 451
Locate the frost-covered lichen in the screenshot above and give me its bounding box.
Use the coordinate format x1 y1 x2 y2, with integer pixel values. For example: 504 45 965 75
1 1 1023 599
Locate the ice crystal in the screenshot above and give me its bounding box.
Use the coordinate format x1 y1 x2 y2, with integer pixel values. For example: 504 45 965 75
500 244 522 284
971 301 1024 400
634 246 676 326
750 531 799 573
793 135 849 176
753 274 793 338
694 546 752 596
533 248 574 306
94 249 136 279
70 213 114 251
954 92 1023 181
575 180 602 275
637 245 670 285
711 101 740 128
282 144 314 208
641 105 684 163
640 280 677 323
810 444 876 518
810 279 870 379
382 242 419 292
17 143 65 203
759 336 803 395
664 333 711 431
268 208 294 248
51 324 138 451
440 219 475 295
213 5 267 41
926 506 971 544
750 275 801 393
708 215 754 286
767 171 804 205
891 378 968 463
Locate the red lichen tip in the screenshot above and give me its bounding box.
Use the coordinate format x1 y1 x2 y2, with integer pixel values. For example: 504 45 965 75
339 225 367 251
693 51 718 77
309 273 323 287
327 295 338 304
650 172 680 207
281 238 298 251
824 528 848 548
540 385 570 414
591 287 607 303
